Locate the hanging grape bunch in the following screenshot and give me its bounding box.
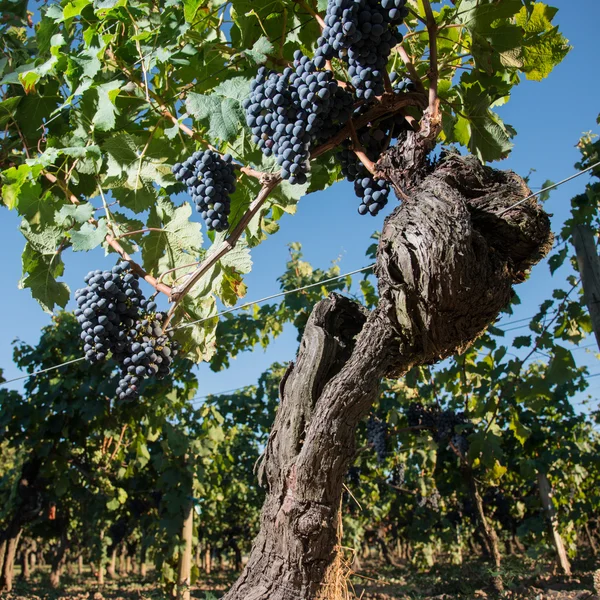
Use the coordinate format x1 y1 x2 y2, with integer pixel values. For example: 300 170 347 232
172 150 236 232
390 463 406 486
366 416 388 462
405 402 469 447
314 0 408 101
337 108 409 215
243 52 353 185
75 262 149 362
114 312 178 401
75 262 178 400
417 488 441 511
243 0 414 217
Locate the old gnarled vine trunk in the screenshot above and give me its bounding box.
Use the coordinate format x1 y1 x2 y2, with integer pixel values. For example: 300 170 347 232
223 153 552 600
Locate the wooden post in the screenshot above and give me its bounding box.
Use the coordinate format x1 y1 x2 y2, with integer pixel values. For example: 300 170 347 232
177 501 194 600
204 545 211 574
537 471 571 575
572 224 600 349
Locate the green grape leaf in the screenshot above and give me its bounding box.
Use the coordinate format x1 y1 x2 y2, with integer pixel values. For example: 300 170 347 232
515 3 571 81
19 243 70 313
244 37 274 64
70 219 108 251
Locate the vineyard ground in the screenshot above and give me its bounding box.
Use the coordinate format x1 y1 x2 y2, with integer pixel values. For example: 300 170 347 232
2 557 598 600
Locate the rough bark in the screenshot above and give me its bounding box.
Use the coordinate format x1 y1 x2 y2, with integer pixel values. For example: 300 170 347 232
0 523 22 593
140 543 148 578
537 471 571 575
107 547 118 579
204 545 211 574
21 548 31 581
231 539 243 572
223 153 552 600
0 459 44 592
585 522 598 556
118 542 127 576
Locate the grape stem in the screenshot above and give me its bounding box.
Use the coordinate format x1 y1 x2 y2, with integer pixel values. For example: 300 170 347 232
114 228 166 239
43 171 173 298
383 70 394 95
163 174 283 329
295 0 326 31
397 45 427 96
163 92 427 322
422 0 440 119
348 119 377 175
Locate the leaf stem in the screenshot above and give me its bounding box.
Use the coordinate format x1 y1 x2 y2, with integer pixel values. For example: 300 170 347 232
164 174 282 328
348 119 376 175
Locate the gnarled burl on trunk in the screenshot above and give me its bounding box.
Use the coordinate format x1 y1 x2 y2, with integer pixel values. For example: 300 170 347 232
222 153 552 600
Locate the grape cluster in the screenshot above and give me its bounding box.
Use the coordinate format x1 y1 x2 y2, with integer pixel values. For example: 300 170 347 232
75 262 149 362
314 0 408 101
114 312 178 400
75 262 178 401
406 403 469 446
346 466 361 486
390 463 406 486
337 110 408 215
417 488 441 511
244 52 353 184
451 434 469 458
173 150 236 232
366 416 387 462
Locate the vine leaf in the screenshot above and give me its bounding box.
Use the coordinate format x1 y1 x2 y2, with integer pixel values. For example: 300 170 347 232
186 83 247 143
92 81 122 131
515 4 571 81
19 243 70 314
244 37 274 64
70 219 108 251
55 203 95 227
141 197 203 274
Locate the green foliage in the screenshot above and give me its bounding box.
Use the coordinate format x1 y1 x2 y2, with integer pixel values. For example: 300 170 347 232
0 0 568 362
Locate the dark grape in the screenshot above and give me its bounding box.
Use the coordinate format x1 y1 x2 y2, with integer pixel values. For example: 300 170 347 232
243 53 354 184
366 416 387 462
173 150 236 232
113 312 178 401
315 0 408 102
74 262 148 363
336 108 409 215
75 262 178 400
418 488 441 511
405 402 469 448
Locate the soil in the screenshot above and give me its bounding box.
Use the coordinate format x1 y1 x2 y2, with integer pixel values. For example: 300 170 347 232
1 557 598 600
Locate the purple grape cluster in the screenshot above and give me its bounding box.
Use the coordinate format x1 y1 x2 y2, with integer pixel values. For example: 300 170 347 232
336 109 408 215
75 262 149 363
406 403 469 447
243 51 353 184
314 0 408 101
366 416 387 462
75 262 178 401
173 150 236 232
114 312 178 400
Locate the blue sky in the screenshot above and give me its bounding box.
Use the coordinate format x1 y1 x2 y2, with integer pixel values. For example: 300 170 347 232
1 0 600 413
